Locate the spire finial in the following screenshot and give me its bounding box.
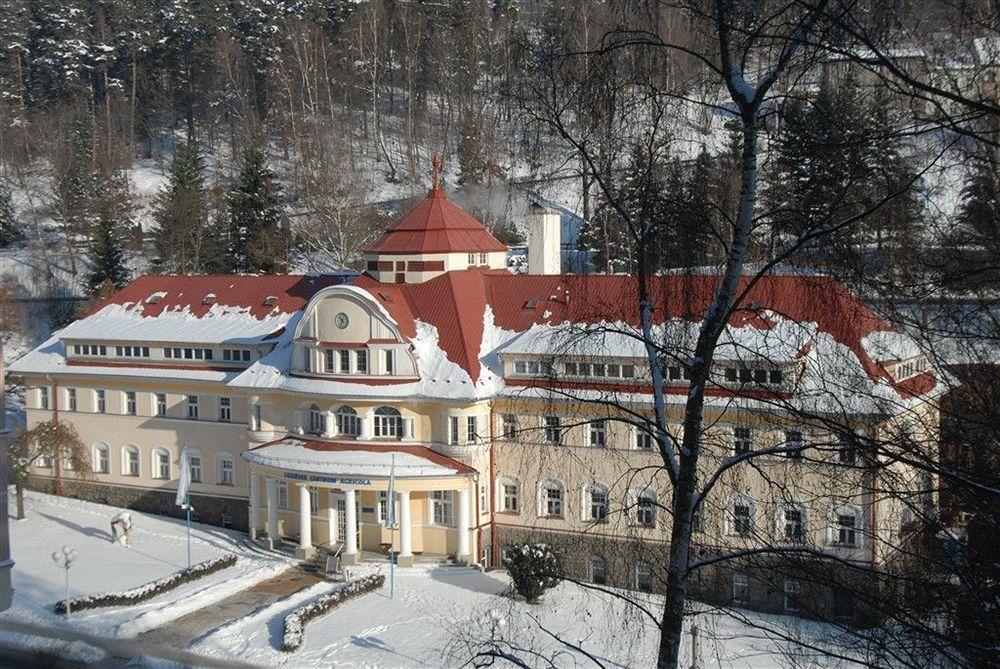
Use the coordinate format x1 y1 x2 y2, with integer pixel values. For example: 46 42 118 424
431 152 442 191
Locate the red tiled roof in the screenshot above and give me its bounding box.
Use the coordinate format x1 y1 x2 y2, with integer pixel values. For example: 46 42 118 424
363 187 507 255
92 274 351 319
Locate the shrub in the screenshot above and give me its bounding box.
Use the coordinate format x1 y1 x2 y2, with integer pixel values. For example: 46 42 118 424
282 573 386 652
503 543 562 604
54 553 237 615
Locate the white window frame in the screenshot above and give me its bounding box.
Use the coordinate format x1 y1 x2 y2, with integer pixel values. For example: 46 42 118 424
430 490 454 526
66 388 77 412
732 572 749 605
219 396 232 422
39 386 50 410
538 478 565 518
187 395 199 419
588 555 607 585
634 562 653 592
583 483 610 522
92 443 110 474
307 404 326 435
776 503 807 543
634 488 657 528
726 495 755 536
374 406 403 438
634 425 653 450
122 445 140 477
218 453 235 486
95 389 106 413
448 416 460 445
783 579 801 612
154 393 167 417
828 504 863 547
543 416 561 444
589 420 606 447
733 426 753 455
309 486 320 516
189 450 203 483
278 481 289 508
336 406 360 436
501 413 517 439
124 391 137 416
355 349 368 374
497 477 520 513
152 448 171 480
466 415 478 443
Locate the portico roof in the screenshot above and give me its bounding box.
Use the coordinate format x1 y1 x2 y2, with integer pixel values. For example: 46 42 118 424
243 437 476 479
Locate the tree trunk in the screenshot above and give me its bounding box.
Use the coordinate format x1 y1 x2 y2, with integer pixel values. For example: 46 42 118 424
16 482 25 521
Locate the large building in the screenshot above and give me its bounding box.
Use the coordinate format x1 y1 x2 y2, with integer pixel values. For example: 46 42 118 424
9 178 942 622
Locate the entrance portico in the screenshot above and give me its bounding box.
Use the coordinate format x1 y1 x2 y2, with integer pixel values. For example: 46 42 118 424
243 437 478 567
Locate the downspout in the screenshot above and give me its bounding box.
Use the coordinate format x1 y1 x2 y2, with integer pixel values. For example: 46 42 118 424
50 376 62 496
488 401 498 569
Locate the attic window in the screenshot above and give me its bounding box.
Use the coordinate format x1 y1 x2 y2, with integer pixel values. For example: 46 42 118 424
264 296 278 306
523 298 539 310
203 293 216 305
145 292 166 304
377 292 393 302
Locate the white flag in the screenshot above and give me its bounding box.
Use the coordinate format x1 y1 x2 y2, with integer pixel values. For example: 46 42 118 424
175 444 191 507
385 453 397 528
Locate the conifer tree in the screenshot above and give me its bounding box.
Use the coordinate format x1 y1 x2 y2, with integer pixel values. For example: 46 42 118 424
153 143 212 273
0 179 21 247
226 144 287 274
56 110 98 237
85 172 130 294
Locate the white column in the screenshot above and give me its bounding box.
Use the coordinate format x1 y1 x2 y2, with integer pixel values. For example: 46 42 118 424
248 472 261 539
266 477 279 543
297 484 313 558
361 412 374 440
323 410 336 438
399 490 412 558
457 487 471 562
402 418 414 440
344 489 358 558
327 493 337 544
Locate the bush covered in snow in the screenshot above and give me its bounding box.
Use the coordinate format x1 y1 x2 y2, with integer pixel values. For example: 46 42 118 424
503 543 562 604
54 553 237 615
282 573 386 652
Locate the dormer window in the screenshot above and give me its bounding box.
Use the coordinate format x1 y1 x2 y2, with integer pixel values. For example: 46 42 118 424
384 350 395 374
203 293 216 305
73 344 107 356
264 296 278 306
724 365 783 385
356 350 369 374
339 350 350 374
468 253 476 265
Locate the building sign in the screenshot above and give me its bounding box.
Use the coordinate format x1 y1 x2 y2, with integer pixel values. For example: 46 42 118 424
284 472 372 486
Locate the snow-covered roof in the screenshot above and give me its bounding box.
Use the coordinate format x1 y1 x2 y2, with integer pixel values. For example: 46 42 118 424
243 437 475 478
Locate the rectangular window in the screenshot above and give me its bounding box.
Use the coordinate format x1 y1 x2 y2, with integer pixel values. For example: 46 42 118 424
501 414 517 439
449 416 460 445
636 496 656 527
384 349 394 374
732 573 749 605
278 482 289 509
96 389 106 413
635 427 653 450
607 363 620 377
543 416 561 444
432 490 453 525
783 509 804 541
324 349 335 372
39 386 50 410
67 388 77 412
770 369 784 384
734 427 752 455
155 393 167 417
187 395 199 419
590 489 609 521
480 484 487 512
220 458 234 486
838 437 857 465
592 363 606 377
734 505 752 535
219 397 231 422
589 420 606 447
635 563 653 592
783 580 801 612
514 361 527 374
502 484 519 512
578 362 591 377
125 391 137 416
156 451 170 479
356 350 368 374
126 449 139 476
467 415 478 442
621 364 635 378
837 514 857 546
189 455 202 483
544 486 563 517
479 252 487 264
339 350 350 374
590 557 606 585
309 486 320 515
95 447 109 474
564 362 578 376
467 253 476 265
785 430 804 459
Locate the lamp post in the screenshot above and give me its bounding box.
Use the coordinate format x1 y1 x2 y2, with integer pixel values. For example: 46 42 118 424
51 545 78 617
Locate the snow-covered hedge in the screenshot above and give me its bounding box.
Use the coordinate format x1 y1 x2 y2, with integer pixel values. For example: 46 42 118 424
503 543 562 604
54 553 238 615
282 573 386 652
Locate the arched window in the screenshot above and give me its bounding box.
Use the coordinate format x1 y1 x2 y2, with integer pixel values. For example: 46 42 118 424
588 555 607 585
775 503 807 542
188 449 203 483
374 406 402 438
538 478 565 518
336 406 361 437
92 443 110 474
217 453 235 486
582 483 610 522
633 488 657 528
496 476 520 513
726 494 755 536
122 445 140 477
829 504 863 547
307 404 326 435
152 447 171 480
634 562 653 592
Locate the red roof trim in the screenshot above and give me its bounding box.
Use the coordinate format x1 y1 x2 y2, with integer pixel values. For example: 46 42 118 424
250 437 477 475
66 360 242 373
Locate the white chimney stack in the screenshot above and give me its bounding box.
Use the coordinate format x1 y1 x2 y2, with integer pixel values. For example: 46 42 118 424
527 202 561 275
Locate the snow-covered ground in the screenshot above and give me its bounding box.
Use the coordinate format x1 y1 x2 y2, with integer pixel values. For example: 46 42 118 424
3 490 868 667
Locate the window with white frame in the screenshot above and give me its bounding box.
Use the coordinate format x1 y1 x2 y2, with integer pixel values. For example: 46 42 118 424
39 386 50 410
831 506 861 546
501 414 517 439
431 490 453 525
222 348 252 363
635 490 657 528
780 505 805 542
116 345 150 358
374 406 403 438
728 497 754 536
467 252 476 265
278 481 289 508
479 252 487 264
302 346 312 372
218 454 235 486
66 388 77 412
785 430 804 459
732 572 749 605
153 449 170 479
155 393 167 417
309 486 320 515
187 395 199 419
124 391 137 416
39 453 53 468
467 415 478 442
838 435 858 465
498 478 520 513
378 491 390 523
635 562 653 592
336 406 361 436
356 349 369 374
219 397 231 422
93 443 109 474
540 480 564 518
783 579 801 612
589 555 607 585
586 484 609 522
543 416 561 444
635 426 653 450
448 416 460 445
189 453 202 483
733 427 752 455
307 404 326 435
123 446 140 476
479 484 487 512
383 349 395 374
339 350 350 374
589 420 606 447
324 349 335 372
251 403 262 431
95 389 106 413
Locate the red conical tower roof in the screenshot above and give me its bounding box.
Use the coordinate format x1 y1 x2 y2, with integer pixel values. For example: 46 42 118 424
363 154 508 255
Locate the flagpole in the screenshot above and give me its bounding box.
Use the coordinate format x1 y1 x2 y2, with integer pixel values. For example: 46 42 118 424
186 488 192 569
176 443 193 570
389 453 396 600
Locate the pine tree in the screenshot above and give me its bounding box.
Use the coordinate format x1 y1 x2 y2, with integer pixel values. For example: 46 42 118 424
85 172 130 294
56 110 98 237
227 145 287 274
0 179 21 247
153 143 212 273
957 149 1000 244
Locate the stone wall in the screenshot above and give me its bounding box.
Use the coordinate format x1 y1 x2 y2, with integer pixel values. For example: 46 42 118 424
26 476 249 532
